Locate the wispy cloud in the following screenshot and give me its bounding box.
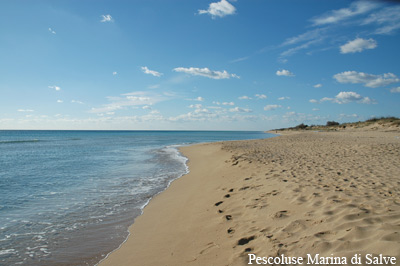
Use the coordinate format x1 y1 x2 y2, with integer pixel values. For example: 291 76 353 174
188 96 205 102
340 37 377 54
230 56 250 63
49 85 61 91
363 5 400 34
278 1 392 59
198 0 236 18
174 67 239 79
229 107 252 113
276 69 295 77
390 87 400 93
320 91 375 104
278 96 290 100
71 100 84 104
281 38 325 57
255 94 267 99
89 91 167 114
17 109 34 112
282 28 326 46
238 96 252 100
311 1 379 26
313 84 323 88
141 66 163 77
264 104 282 111
112 71 118 76
333 71 400 88
48 28 56 34
101 14 113 23
57 100 63 103
189 104 203 109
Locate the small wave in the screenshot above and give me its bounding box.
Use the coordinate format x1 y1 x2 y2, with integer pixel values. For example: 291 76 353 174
0 139 41 144
0 249 17 256
161 145 189 165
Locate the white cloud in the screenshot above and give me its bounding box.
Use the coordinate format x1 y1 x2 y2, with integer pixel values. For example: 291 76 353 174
222 101 235 106
71 100 84 104
90 91 166 114
101 14 113 22
309 99 318 103
312 108 319 111
113 71 117 76
313 84 323 88
48 28 56 34
276 69 295 77
239 96 252 100
57 100 63 103
264 104 282 111
339 113 359 119
334 71 400 88
255 94 267 99
320 91 375 104
17 109 34 112
49 85 61 91
198 0 236 18
141 66 163 77
142 105 152 110
195 96 204 102
278 96 290 100
363 5 400 34
340 38 377 54
174 67 239 79
229 107 252 113
311 1 379 26
390 87 400 93
189 104 203 109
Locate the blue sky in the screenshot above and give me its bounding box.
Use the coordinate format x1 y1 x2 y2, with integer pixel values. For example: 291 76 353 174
1 0 399 130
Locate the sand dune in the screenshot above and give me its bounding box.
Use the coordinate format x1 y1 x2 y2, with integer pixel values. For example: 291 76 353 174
100 130 400 266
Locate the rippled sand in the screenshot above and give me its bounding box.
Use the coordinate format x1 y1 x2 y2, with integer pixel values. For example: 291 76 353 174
100 130 400 266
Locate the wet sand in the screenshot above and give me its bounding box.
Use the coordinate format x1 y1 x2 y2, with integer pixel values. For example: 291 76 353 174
100 130 400 266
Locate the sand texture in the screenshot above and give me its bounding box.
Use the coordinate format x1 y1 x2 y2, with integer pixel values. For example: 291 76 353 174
100 131 400 266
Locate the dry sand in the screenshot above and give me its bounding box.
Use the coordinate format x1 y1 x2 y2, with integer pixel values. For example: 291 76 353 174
100 130 400 266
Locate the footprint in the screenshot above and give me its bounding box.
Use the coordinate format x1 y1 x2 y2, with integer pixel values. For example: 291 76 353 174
225 215 232 221
237 236 255 245
215 201 223 206
274 210 289 219
199 242 219 255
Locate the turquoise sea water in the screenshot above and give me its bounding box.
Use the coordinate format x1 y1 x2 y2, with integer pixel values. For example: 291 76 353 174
0 130 274 265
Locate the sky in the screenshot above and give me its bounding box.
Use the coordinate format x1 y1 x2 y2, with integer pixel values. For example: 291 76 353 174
1 0 400 130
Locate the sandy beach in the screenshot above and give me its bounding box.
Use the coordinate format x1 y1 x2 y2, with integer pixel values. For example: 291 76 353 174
100 129 400 266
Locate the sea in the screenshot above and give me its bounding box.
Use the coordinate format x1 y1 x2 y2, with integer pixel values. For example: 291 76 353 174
0 130 274 265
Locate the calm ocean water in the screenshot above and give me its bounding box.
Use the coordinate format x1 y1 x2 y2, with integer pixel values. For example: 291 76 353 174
0 130 274 265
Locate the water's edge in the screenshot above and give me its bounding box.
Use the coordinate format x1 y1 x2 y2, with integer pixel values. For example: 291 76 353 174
95 144 190 265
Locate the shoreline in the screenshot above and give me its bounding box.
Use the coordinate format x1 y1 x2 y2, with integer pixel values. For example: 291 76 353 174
99 130 400 266
97 145 190 265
